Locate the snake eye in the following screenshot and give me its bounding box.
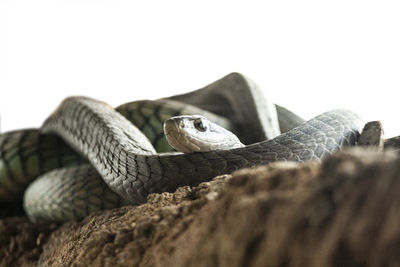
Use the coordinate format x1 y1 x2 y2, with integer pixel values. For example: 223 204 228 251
194 118 207 132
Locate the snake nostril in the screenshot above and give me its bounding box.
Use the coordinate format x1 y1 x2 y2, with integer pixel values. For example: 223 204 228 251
178 121 185 129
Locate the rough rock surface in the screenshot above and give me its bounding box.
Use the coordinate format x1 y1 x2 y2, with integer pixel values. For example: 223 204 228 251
2 148 400 266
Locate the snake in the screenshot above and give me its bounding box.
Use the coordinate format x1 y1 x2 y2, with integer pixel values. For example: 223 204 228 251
1 72 397 222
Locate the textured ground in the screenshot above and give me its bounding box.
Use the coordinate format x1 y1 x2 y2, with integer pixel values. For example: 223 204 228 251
1 148 400 266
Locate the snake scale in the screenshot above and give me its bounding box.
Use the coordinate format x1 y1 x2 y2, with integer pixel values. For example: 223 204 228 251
1 73 397 222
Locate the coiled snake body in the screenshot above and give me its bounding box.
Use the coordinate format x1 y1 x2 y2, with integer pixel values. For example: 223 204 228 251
0 73 372 222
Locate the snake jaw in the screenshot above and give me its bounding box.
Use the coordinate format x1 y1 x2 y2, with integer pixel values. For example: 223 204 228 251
163 116 204 152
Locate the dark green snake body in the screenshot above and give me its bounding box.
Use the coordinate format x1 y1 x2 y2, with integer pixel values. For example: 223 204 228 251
0 130 84 203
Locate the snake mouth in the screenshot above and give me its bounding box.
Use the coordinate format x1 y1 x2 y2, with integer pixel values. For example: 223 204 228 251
163 120 202 153
165 130 188 152
163 120 184 151
164 119 181 138
164 129 178 141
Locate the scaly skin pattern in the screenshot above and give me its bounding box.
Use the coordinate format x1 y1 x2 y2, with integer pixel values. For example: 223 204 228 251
23 165 132 222
1 99 232 219
0 130 84 202
42 96 363 205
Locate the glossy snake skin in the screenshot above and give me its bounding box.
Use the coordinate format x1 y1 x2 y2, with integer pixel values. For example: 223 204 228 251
1 73 378 222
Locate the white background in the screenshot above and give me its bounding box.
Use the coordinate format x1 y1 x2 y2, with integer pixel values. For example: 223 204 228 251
1 1 399 137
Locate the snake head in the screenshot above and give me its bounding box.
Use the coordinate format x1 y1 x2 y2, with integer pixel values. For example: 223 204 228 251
163 115 244 153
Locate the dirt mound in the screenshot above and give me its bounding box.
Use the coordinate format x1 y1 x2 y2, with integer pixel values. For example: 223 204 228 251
2 148 400 266
0 217 57 266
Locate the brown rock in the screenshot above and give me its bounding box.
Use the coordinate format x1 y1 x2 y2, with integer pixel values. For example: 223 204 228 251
0 217 56 266
2 148 400 266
